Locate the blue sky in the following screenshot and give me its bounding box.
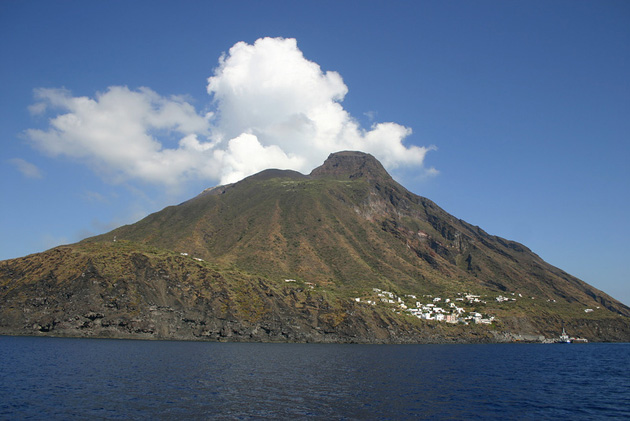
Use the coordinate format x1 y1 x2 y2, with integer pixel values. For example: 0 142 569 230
1 1 629 305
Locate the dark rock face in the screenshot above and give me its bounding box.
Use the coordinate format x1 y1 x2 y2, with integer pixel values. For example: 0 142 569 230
0 245 506 343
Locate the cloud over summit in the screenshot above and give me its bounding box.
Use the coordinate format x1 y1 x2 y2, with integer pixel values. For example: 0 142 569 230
26 37 435 187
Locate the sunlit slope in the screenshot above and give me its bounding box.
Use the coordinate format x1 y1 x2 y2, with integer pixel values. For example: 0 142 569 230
88 152 630 317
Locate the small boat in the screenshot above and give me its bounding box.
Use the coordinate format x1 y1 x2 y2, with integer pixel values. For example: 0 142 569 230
559 327 570 343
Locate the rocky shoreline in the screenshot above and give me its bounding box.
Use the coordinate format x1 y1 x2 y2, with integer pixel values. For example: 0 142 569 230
3 244 630 345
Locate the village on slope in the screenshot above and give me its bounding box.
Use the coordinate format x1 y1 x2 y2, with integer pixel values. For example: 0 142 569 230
178 253 594 342
354 288 593 343
360 288 501 325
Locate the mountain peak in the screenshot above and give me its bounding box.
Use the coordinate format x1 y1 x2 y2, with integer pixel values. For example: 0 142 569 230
310 151 392 181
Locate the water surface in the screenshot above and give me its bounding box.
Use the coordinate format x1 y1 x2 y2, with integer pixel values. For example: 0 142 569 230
1 336 628 419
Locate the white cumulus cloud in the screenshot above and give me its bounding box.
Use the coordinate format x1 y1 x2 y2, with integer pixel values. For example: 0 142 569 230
25 37 436 188
26 86 215 186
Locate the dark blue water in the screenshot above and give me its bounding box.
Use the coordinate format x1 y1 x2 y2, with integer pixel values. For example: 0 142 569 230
1 337 628 419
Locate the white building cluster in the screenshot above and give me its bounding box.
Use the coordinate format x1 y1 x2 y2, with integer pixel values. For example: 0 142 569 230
354 289 499 325
180 252 204 262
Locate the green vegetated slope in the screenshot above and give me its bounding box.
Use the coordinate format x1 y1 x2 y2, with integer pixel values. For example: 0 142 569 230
2 151 629 342
92 152 629 315
0 241 498 343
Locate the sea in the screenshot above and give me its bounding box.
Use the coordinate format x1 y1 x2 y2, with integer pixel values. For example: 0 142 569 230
0 336 628 420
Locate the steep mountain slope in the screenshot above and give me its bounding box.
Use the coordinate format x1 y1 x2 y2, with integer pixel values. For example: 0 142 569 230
91 152 629 316
2 151 629 342
0 242 454 343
